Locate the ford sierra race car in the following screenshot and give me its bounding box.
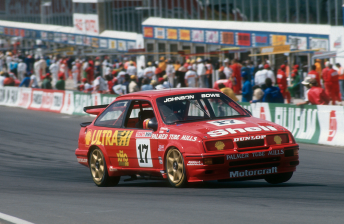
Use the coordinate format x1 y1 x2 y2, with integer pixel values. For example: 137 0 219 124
75 88 299 187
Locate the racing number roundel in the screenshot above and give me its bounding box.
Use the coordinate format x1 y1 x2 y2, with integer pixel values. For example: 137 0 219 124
136 139 153 167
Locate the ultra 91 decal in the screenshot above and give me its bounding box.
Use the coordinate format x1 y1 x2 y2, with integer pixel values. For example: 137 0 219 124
136 139 153 167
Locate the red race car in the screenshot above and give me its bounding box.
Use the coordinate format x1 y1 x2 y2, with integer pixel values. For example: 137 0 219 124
75 88 299 187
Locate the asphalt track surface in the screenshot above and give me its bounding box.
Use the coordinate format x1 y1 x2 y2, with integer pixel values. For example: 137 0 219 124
0 106 344 224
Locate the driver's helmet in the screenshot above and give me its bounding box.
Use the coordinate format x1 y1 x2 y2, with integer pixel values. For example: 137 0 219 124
143 118 150 129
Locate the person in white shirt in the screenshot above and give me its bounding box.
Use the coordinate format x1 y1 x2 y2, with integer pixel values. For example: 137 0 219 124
29 73 39 88
254 64 267 87
93 74 108 93
223 59 233 79
102 57 108 77
196 58 207 87
143 62 155 80
82 59 89 79
117 70 127 84
165 60 175 87
263 64 275 85
162 75 173 89
105 63 112 77
34 58 42 82
84 79 93 93
71 62 79 88
6 52 13 71
126 61 137 76
17 59 27 81
113 84 127 95
49 61 59 86
39 57 47 77
185 66 198 87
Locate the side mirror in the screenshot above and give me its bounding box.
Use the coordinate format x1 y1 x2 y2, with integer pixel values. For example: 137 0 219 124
245 109 252 116
147 117 158 131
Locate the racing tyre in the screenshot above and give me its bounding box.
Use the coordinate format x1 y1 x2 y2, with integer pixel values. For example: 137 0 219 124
166 148 187 188
265 172 293 184
89 148 120 187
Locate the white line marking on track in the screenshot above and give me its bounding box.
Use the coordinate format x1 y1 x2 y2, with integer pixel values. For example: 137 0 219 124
0 212 34 224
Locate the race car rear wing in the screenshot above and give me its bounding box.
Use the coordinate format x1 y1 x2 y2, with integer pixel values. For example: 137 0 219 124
83 104 109 116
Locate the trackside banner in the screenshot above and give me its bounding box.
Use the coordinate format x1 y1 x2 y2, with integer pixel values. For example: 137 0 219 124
0 87 342 147
239 102 344 147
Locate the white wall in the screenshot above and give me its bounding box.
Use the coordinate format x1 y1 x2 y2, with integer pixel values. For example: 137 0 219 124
330 26 344 66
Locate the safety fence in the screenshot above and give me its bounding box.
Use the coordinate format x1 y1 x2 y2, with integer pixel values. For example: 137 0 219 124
1 87 343 147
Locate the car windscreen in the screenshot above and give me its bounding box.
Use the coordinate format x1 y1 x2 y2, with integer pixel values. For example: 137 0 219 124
156 92 248 124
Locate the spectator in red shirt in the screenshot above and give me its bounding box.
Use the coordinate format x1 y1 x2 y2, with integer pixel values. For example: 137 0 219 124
213 72 233 90
329 64 341 104
297 78 329 106
276 64 291 103
307 65 321 87
3 73 15 86
105 75 115 94
230 59 242 94
85 59 94 83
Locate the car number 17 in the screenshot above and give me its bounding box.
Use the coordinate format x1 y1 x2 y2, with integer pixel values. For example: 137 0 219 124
136 139 153 167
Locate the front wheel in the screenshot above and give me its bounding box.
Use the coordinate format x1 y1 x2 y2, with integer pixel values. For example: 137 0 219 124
265 172 293 184
89 148 120 187
166 148 187 188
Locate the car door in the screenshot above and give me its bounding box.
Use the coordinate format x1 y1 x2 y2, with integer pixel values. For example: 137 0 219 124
92 100 136 168
123 100 158 169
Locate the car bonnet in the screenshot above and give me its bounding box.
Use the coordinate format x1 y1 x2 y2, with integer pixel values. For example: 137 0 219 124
168 117 286 139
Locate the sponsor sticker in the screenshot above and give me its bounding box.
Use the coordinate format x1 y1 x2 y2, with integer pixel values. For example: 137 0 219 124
187 161 203 166
180 135 197 141
233 135 266 142
77 158 87 163
158 145 165 151
159 127 169 133
227 149 284 160
163 95 194 103
169 134 180 140
207 126 278 137
230 167 277 178
207 119 246 126
85 129 133 146
158 157 163 164
136 139 153 167
152 134 168 140
109 166 117 171
117 150 129 166
201 93 220 98
136 131 152 138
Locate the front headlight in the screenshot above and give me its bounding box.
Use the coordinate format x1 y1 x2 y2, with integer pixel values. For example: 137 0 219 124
266 134 289 145
205 140 234 151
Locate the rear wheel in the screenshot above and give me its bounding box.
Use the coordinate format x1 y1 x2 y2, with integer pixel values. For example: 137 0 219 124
89 148 120 187
265 172 293 184
166 148 187 188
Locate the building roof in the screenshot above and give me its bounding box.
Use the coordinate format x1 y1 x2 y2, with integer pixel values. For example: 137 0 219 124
0 20 138 40
142 17 331 35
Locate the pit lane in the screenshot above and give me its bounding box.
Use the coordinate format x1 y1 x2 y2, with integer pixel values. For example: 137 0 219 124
0 106 343 224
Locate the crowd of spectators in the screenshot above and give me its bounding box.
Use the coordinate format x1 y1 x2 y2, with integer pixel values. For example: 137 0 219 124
0 50 343 106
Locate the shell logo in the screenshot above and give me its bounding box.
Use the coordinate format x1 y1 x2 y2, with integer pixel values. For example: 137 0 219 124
215 141 225 150
85 129 92 146
274 135 282 145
